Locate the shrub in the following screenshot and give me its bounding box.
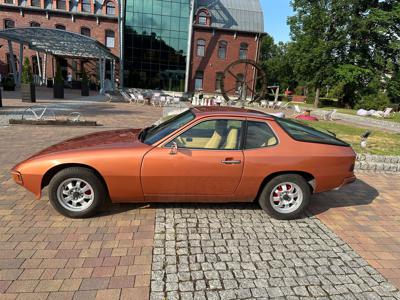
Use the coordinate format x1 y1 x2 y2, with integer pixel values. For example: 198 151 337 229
355 92 391 111
21 57 33 84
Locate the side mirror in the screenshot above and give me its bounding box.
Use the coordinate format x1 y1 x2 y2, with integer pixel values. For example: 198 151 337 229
170 142 178 155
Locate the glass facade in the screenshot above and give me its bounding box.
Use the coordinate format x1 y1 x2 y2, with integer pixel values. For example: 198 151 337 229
124 0 190 91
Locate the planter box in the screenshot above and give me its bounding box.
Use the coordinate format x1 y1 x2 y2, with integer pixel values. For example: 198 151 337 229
81 83 89 96
21 83 36 103
53 82 64 99
292 95 306 103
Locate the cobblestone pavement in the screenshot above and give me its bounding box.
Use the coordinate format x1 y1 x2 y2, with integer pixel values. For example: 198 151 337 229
312 172 400 290
151 205 400 300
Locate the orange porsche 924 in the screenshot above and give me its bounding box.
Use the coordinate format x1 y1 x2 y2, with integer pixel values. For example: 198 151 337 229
11 107 356 220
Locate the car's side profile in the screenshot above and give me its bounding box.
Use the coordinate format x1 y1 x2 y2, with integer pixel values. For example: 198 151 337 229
11 107 356 219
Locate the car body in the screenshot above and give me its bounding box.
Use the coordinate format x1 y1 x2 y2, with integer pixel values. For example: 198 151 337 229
11 107 356 219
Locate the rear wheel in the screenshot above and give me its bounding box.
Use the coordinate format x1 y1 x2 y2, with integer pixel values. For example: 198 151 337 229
48 167 107 218
258 174 310 220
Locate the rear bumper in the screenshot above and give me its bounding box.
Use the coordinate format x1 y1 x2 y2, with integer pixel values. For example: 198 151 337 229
334 175 356 190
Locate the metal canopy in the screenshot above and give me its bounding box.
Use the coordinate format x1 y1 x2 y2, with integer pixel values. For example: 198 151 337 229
0 27 118 60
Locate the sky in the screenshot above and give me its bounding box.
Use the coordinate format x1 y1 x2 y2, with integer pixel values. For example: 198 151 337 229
260 0 293 43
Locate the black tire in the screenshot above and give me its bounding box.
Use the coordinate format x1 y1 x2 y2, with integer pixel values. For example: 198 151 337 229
258 174 310 220
48 167 107 218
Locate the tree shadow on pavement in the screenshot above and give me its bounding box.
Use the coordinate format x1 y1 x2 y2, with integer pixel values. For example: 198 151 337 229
308 178 379 216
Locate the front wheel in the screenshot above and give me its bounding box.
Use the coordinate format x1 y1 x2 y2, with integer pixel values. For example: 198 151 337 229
48 167 107 218
258 174 310 220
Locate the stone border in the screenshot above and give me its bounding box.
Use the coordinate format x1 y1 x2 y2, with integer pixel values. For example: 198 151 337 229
355 154 400 173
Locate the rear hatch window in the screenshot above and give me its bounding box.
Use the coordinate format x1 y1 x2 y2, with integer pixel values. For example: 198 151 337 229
276 118 350 147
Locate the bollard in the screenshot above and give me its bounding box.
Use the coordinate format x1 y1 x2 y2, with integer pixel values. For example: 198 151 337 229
0 87 2 107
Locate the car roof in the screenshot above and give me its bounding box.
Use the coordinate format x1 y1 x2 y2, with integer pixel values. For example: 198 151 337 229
191 106 276 120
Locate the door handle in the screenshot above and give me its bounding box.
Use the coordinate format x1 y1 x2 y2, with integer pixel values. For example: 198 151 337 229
221 160 241 165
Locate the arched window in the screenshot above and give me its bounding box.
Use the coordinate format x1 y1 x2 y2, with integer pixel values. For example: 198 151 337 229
106 1 115 15
197 9 210 25
239 43 248 59
105 30 115 48
31 0 40 7
4 19 15 29
82 0 90 12
55 24 66 30
30 21 40 27
195 71 204 90
56 0 66 9
196 39 205 57
81 27 91 37
218 41 227 59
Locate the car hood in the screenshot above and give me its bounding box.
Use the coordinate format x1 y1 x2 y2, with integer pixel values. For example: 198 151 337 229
29 128 142 159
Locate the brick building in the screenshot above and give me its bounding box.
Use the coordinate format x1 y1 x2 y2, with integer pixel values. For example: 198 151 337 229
0 0 119 83
189 0 264 96
0 0 264 94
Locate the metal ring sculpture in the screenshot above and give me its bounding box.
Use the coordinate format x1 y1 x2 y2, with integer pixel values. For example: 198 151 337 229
220 59 267 104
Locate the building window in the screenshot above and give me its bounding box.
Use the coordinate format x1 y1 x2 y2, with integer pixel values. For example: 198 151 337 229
196 39 205 57
81 27 91 37
30 21 40 27
56 0 66 9
31 0 40 7
94 2 101 14
218 41 227 59
239 43 248 59
106 1 115 15
45 0 52 9
215 72 224 92
105 30 115 48
198 11 208 25
55 24 66 30
81 0 90 12
4 19 15 29
195 71 204 91
4 0 14 4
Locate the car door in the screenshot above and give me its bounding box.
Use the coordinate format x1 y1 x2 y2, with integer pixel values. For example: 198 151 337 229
141 118 244 200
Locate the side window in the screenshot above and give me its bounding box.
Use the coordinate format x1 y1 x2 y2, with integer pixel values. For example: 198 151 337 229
245 121 278 149
169 120 243 150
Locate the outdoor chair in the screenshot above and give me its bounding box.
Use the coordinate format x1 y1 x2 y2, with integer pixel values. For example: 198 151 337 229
268 101 275 108
280 102 292 110
372 107 393 118
273 101 282 109
260 100 268 108
323 109 337 121
105 93 113 102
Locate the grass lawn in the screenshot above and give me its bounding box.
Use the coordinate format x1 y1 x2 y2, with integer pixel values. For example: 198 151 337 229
300 119 400 155
295 102 400 123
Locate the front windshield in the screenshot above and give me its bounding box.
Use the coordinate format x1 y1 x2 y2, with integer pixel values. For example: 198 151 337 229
143 109 195 145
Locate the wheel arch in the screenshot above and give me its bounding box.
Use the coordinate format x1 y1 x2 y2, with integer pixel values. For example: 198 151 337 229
256 171 315 201
41 163 110 197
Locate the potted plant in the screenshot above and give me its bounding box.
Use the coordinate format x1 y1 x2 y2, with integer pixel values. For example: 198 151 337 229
53 63 64 99
20 57 36 103
81 70 90 96
3 75 16 91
